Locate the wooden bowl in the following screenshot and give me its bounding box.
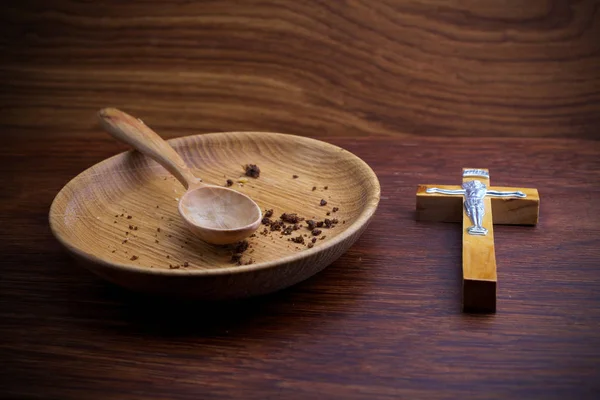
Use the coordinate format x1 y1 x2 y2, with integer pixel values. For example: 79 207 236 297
49 132 380 299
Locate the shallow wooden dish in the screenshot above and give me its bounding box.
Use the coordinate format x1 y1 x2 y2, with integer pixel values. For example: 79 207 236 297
49 132 380 299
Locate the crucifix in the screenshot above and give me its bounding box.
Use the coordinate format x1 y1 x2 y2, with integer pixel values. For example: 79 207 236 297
416 168 540 313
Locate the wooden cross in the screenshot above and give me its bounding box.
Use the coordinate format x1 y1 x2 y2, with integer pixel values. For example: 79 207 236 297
416 168 540 313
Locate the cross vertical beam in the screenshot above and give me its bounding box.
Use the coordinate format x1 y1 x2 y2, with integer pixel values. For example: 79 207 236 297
462 170 496 312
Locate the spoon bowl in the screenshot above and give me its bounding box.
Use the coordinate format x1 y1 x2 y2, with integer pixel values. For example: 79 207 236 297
179 186 262 245
98 108 261 245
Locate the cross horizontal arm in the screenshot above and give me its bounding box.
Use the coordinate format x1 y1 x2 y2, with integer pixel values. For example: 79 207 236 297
416 185 539 225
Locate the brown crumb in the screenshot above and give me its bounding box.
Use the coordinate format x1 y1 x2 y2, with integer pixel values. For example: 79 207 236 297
283 226 293 235
324 186 328 190
261 217 271 225
326 212 331 216
169 264 180 269
244 164 261 178
312 229 322 236
332 207 339 213
306 220 316 230
312 186 316 191
320 199 327 206
321 236 327 240
226 179 233 187
308 243 314 248
183 262 189 267
270 220 283 231
114 221 117 223
125 232 129 236
343 220 346 224
293 175 299 179
311 237 317 243
234 240 249 254
133 226 138 231
167 255 170 259
111 250 116 253
120 213 124 217
281 213 304 223
129 225 134 230
291 235 304 244
264 209 273 218
127 215 132 219
122 239 128 244
157 227 161 232
324 218 334 228
316 221 324 228
115 214 119 217
130 255 138 261
156 205 159 208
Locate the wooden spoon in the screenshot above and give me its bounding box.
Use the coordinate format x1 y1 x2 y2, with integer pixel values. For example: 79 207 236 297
97 108 262 245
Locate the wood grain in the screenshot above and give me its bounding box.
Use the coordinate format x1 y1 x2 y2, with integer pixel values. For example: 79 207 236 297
2 132 600 399
49 129 380 298
1 0 599 140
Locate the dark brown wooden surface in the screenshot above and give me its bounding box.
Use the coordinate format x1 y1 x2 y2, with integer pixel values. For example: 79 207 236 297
2 133 600 399
2 1 600 399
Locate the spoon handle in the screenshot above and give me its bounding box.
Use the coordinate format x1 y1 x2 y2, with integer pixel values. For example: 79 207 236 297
98 108 201 189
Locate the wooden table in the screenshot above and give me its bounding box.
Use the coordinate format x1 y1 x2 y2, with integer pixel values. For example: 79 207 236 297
2 1 600 399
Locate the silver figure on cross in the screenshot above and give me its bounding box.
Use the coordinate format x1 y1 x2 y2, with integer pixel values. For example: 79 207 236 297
426 182 526 236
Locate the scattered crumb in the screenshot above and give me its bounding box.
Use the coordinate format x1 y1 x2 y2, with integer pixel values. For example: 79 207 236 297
326 212 331 216
291 235 304 244
308 243 314 248
320 199 327 206
127 215 132 219
312 186 316 191
157 227 161 232
167 255 170 259
311 237 317 243
226 179 234 187
262 217 271 225
312 229 322 236
183 262 189 267
324 186 328 190
281 213 303 223
244 164 261 178
293 175 299 179
130 255 138 261
169 264 180 269
333 207 339 213
321 236 327 240
264 209 273 218
316 221 324 228
111 250 116 253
